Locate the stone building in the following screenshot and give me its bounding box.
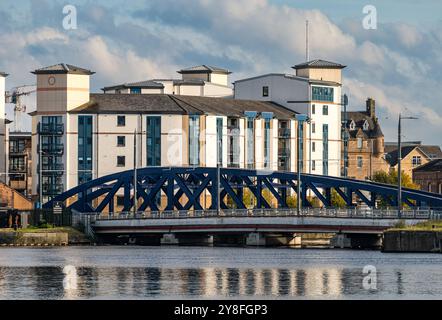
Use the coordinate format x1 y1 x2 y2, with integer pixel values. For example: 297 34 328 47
413 159 442 194
385 142 442 179
342 98 389 180
0 181 33 210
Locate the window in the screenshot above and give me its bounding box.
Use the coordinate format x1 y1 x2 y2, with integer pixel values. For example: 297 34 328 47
245 112 257 169
312 104 315 114
312 123 316 133
312 86 334 102
363 120 369 131
349 120 356 130
130 87 141 94
323 124 328 175
189 116 200 166
262 86 269 97
322 105 328 115
117 136 125 147
147 116 161 166
412 156 422 167
217 118 224 166
117 116 126 127
115 89 121 94
116 196 125 206
117 156 125 167
312 160 316 171
312 142 316 152
357 156 363 168
78 116 93 185
264 118 271 168
357 138 363 149
227 117 240 168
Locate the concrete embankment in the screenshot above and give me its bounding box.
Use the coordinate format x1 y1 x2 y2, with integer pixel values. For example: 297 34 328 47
0 227 91 246
383 230 442 253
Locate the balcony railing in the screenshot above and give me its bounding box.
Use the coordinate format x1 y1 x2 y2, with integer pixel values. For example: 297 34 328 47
41 143 64 155
39 123 64 135
278 128 291 138
42 163 64 171
42 184 64 195
9 147 26 155
9 165 26 173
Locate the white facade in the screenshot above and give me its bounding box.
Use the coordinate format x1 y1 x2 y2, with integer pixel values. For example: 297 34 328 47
0 73 7 183
30 64 300 205
234 62 344 178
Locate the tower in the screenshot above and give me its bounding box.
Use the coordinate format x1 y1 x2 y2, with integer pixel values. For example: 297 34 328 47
31 64 94 202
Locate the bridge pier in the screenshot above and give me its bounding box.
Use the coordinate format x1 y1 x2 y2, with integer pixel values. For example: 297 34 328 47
160 233 214 246
246 233 302 247
331 233 382 249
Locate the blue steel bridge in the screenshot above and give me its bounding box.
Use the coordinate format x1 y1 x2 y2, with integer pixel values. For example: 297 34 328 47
44 167 442 212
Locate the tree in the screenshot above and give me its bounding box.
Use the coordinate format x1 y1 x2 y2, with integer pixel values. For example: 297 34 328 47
330 189 346 208
371 169 419 208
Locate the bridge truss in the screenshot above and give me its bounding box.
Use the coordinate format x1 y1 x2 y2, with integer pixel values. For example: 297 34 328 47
43 167 442 212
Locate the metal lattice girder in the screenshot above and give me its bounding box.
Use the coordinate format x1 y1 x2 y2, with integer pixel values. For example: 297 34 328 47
43 167 442 212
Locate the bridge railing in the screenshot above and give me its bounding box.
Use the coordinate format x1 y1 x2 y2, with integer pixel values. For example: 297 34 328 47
92 208 442 221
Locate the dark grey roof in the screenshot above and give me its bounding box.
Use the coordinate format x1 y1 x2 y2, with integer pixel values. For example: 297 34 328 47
32 64 95 75
413 159 442 172
69 94 297 119
342 111 384 139
102 80 164 91
178 65 231 74
0 71 8 77
385 143 442 165
292 59 346 70
173 79 205 86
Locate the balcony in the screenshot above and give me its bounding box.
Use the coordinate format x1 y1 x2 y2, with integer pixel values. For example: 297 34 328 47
9 165 26 173
10 180 26 191
278 128 291 138
9 147 26 155
39 123 64 135
278 148 291 158
42 163 64 171
41 143 64 155
42 184 64 195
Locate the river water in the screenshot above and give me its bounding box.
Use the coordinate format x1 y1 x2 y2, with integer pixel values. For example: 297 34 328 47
0 247 441 300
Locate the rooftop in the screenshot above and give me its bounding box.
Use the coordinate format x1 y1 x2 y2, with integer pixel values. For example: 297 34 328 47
343 111 383 139
102 80 165 92
385 144 442 166
292 59 346 70
413 159 442 172
69 94 297 119
234 73 341 87
31 63 95 75
178 65 231 74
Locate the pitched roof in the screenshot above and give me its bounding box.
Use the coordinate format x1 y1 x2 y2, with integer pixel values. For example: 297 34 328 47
413 159 442 172
292 59 346 70
178 65 231 74
102 80 164 91
342 111 384 139
234 73 341 87
385 143 442 165
0 71 8 77
69 94 297 119
32 63 95 75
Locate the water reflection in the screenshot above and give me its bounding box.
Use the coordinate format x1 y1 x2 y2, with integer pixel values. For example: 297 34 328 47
0 266 391 299
0 248 441 300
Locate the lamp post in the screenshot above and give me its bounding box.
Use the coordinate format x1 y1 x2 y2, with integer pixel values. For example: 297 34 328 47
296 114 309 215
397 113 418 218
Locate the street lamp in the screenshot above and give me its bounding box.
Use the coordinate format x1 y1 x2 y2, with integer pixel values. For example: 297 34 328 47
296 114 309 215
397 113 418 218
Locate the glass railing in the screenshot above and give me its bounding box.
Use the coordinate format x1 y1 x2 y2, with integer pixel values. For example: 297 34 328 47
39 123 64 135
41 144 64 154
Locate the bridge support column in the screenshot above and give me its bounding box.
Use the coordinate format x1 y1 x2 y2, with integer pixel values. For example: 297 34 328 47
246 233 266 246
330 234 352 249
160 233 179 245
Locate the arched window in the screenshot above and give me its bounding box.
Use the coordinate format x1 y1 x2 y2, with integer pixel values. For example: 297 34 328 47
349 120 356 130
363 120 369 131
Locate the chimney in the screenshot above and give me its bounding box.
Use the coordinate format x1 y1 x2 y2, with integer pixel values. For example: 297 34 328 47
366 98 375 118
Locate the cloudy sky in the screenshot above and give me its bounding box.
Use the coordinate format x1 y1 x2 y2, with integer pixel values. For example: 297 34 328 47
1 0 441 145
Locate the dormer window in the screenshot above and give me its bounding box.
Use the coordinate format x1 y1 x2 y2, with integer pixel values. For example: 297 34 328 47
349 120 356 130
363 120 369 131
